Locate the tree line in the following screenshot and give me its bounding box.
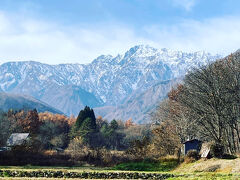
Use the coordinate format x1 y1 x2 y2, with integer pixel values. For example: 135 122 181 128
152 51 240 155
0 106 151 153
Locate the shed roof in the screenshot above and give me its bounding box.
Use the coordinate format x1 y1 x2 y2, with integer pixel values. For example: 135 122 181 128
183 139 201 144
7 133 29 146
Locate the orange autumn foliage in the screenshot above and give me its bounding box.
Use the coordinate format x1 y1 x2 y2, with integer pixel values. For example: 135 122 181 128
125 118 136 128
38 112 76 126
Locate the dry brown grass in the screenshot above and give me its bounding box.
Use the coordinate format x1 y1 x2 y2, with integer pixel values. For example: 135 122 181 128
43 150 58 156
173 158 240 173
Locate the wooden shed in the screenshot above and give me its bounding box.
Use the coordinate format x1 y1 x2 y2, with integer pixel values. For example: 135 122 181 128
183 139 202 155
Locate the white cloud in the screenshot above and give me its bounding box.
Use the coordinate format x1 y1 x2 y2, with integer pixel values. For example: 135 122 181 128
172 0 197 11
0 11 240 65
143 16 240 56
0 11 148 64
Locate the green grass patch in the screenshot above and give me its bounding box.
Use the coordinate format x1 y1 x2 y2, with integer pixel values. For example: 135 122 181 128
113 159 178 172
2 171 10 177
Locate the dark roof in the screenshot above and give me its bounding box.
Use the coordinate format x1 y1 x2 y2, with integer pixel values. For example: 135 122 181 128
183 139 201 144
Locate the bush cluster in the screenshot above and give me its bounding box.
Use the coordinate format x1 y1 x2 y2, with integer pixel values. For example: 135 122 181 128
184 150 199 163
210 143 225 158
0 151 74 166
66 147 130 166
0 170 174 179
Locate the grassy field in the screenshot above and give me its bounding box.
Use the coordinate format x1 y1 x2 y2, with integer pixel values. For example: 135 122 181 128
0 158 240 179
173 158 240 173
168 173 240 180
170 157 240 179
0 165 107 172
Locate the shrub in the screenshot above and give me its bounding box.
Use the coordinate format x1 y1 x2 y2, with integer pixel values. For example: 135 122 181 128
222 154 237 159
87 148 129 166
0 150 74 166
95 148 115 166
186 150 199 159
184 150 199 163
126 136 151 161
210 143 224 158
65 137 90 161
66 140 129 166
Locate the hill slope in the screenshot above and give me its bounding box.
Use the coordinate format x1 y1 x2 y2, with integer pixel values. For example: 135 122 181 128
0 92 63 114
41 85 103 116
174 158 240 173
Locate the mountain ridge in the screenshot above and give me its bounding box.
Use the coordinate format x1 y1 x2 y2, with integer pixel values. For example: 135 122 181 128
0 92 63 114
0 45 221 122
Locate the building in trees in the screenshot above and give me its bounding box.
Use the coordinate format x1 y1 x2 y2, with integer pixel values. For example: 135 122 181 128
7 133 29 147
183 139 201 155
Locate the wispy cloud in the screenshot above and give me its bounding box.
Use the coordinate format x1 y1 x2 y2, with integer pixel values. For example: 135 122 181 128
0 11 148 64
0 10 239 64
144 16 240 55
171 0 197 11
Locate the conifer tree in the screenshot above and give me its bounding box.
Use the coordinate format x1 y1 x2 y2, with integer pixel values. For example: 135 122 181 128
110 119 118 130
79 117 95 144
75 106 96 130
70 106 97 144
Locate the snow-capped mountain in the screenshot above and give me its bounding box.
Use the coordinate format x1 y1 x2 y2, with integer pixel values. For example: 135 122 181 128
0 45 221 122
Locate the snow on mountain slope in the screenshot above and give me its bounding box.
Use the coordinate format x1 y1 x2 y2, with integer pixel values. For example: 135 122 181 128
0 45 221 120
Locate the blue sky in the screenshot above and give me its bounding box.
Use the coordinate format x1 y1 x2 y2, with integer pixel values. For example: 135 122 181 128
0 0 239 64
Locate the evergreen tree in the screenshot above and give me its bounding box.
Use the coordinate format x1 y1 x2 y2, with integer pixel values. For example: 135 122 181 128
100 119 125 149
75 106 96 130
70 106 97 145
110 119 118 130
78 117 95 145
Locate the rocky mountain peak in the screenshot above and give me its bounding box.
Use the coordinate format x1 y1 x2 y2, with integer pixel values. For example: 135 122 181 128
0 45 221 122
92 55 114 64
123 45 158 59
